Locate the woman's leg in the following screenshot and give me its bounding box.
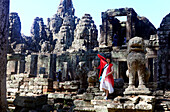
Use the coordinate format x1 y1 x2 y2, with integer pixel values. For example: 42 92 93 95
102 88 106 96
105 90 109 97
102 88 106 92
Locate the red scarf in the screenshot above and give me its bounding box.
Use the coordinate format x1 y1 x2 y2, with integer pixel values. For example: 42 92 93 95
97 54 114 87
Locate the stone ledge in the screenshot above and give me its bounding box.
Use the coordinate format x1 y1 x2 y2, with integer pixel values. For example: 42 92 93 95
74 107 95 112
74 100 93 107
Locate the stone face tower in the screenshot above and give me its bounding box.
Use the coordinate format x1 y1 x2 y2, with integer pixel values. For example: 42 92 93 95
57 0 75 17
70 14 98 52
8 13 23 53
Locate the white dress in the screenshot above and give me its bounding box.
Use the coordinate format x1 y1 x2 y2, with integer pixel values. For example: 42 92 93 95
100 64 114 94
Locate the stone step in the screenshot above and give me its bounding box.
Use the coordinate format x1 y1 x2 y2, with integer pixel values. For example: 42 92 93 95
74 107 95 112
8 106 15 110
91 100 113 106
94 96 105 100
74 100 93 107
7 98 14 104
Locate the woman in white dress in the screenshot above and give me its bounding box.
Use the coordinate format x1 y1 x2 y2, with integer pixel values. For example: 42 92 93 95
98 54 114 100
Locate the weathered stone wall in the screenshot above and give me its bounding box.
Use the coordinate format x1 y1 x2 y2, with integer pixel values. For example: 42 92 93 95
157 13 170 90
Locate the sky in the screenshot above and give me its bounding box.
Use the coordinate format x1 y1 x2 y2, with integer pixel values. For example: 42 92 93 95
10 0 170 36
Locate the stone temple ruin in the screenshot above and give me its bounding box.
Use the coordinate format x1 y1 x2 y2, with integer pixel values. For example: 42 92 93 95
6 0 169 112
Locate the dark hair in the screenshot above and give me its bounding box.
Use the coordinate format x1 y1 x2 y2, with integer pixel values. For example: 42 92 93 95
106 56 111 60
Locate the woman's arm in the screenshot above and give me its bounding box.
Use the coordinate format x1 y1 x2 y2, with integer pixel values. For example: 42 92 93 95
105 66 114 77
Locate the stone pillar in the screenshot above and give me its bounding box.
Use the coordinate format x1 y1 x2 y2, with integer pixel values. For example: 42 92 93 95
126 9 136 42
49 54 56 80
19 56 25 73
30 55 38 77
112 61 119 79
153 58 158 82
62 62 68 80
25 55 31 74
101 12 108 46
25 55 38 77
107 17 113 47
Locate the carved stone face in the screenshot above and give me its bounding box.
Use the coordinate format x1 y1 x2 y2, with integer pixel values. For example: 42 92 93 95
128 37 145 53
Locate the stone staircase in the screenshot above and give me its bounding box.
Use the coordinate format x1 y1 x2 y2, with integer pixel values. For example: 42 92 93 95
6 75 170 112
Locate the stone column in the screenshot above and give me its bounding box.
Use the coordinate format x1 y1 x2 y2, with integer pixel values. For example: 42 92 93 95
19 55 25 73
25 55 38 77
101 12 108 46
153 58 158 82
49 54 56 80
62 62 68 80
126 9 136 41
25 55 31 74
30 55 38 77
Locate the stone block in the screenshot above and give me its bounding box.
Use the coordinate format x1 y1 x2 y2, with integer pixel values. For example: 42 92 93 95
107 103 123 109
139 95 155 103
153 90 164 96
123 103 135 109
83 93 94 100
94 105 108 112
164 91 170 98
74 107 95 112
7 88 18 93
135 101 153 110
91 100 112 106
14 96 36 108
72 94 84 100
63 85 78 90
65 94 72 100
74 100 93 107
48 93 65 99
14 95 47 108
94 96 105 100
